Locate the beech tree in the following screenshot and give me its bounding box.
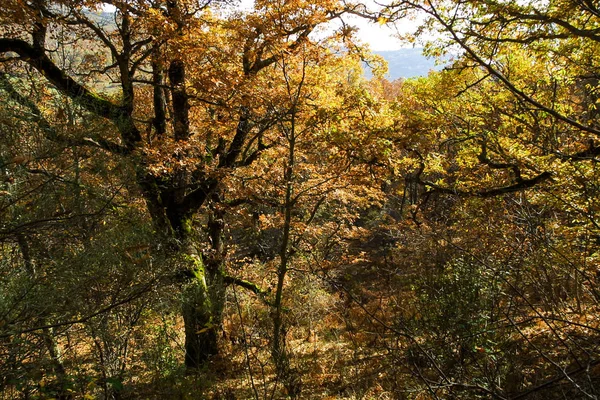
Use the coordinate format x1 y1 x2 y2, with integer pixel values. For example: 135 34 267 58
0 0 375 369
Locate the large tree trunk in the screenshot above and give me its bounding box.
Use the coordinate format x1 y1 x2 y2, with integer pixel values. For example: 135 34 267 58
180 252 226 368
178 205 227 369
181 256 216 368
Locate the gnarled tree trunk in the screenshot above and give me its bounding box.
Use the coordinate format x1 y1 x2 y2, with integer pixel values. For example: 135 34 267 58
169 203 227 368
181 263 226 367
181 251 219 368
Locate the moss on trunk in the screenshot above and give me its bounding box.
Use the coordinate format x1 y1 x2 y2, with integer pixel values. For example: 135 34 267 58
181 251 225 369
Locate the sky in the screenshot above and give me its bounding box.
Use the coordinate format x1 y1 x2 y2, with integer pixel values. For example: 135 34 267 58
342 14 418 51
331 16 408 51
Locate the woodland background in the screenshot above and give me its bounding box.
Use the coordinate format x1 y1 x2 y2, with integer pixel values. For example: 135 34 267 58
1 0 599 399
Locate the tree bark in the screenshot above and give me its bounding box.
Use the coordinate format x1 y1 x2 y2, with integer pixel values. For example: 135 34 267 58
180 241 226 369
169 195 226 368
181 253 217 368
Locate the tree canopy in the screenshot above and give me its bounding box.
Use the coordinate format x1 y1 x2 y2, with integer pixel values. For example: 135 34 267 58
1 0 599 398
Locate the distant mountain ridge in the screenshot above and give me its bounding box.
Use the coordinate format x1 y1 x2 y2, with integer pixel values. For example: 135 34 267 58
368 48 443 80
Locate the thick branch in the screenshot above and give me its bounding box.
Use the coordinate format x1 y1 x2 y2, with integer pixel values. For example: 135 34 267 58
238 140 273 167
176 178 219 224
422 171 553 197
168 59 190 140
0 38 141 147
248 27 314 75
224 275 270 303
478 140 522 180
220 106 251 168
0 73 129 155
151 50 167 137
0 39 119 118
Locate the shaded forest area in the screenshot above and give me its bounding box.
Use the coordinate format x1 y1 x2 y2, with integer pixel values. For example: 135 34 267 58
1 0 599 398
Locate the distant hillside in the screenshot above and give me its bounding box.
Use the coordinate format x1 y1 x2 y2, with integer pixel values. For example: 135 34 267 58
367 48 444 80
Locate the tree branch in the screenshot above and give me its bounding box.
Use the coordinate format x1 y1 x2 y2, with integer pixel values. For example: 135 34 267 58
421 172 553 197
224 275 271 304
424 3 600 138
0 73 129 155
0 38 141 147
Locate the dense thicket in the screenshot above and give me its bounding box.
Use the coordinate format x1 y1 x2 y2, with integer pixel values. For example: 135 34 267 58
1 0 599 399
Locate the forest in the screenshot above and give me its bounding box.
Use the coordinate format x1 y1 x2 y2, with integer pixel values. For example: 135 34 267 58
0 0 599 399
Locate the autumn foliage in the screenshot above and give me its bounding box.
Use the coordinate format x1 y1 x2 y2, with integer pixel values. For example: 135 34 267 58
0 0 599 399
